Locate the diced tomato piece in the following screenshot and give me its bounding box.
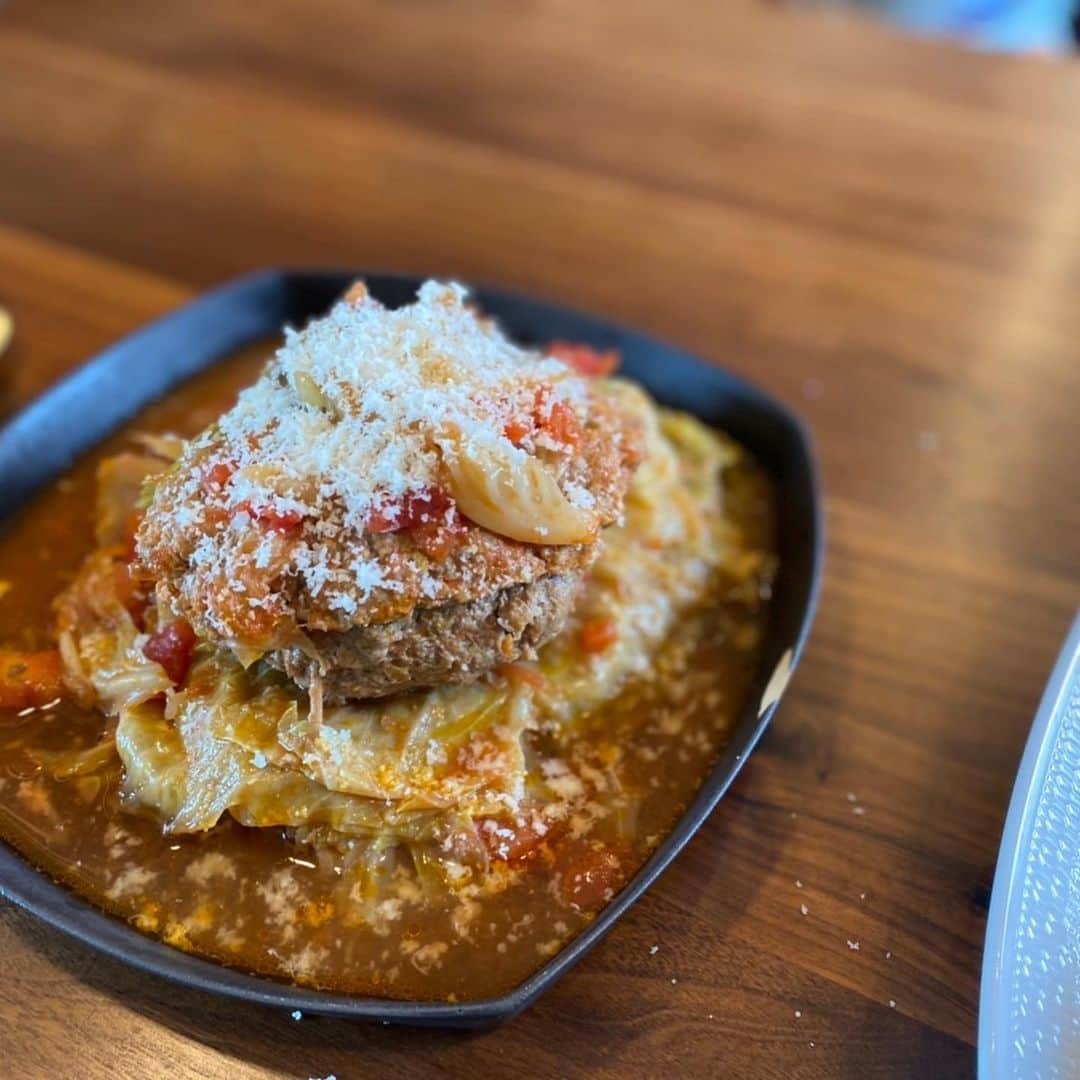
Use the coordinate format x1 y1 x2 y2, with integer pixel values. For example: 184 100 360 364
402 487 454 528
0 650 64 711
503 415 533 446
367 487 455 535
530 386 582 448
142 619 197 686
344 281 368 306
543 400 582 448
479 818 559 866
253 507 305 536
549 341 620 377
366 503 402 534
201 461 235 494
232 502 306 536
556 841 628 910
580 616 618 654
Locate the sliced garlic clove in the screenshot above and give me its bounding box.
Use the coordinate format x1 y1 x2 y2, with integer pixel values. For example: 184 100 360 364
444 443 596 545
293 370 330 412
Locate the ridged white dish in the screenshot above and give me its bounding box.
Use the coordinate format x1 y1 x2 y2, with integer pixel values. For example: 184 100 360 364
979 611 1080 1077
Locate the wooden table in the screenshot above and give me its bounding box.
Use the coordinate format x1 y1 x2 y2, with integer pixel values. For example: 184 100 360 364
2 3 1079 1076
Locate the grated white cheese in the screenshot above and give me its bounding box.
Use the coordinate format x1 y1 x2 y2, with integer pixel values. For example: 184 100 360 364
210 280 577 532
183 852 238 886
157 280 590 632
106 865 157 900
409 941 449 974
256 867 302 930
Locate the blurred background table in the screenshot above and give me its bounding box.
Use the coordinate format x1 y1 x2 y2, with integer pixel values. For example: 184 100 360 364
2 2 1080 1077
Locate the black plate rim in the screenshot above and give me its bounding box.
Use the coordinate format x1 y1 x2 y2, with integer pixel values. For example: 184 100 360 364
0 269 823 1028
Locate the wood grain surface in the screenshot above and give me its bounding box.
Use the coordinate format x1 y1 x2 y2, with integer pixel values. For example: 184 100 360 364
2 2 1080 1076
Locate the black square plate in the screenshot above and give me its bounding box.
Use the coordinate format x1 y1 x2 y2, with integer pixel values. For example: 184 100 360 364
0 270 823 1028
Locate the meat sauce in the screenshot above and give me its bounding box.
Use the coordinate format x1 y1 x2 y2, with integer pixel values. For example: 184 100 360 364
0 343 776 1002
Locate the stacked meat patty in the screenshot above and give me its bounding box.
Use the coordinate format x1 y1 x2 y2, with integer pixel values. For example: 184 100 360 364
136 281 644 701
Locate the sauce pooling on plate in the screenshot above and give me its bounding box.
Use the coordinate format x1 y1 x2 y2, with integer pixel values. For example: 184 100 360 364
0 294 776 1002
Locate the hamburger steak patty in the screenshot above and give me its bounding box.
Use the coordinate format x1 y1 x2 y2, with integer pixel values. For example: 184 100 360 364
135 281 646 703
270 572 579 701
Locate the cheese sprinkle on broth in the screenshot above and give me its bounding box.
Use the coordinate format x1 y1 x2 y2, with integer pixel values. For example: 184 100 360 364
137 281 638 655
